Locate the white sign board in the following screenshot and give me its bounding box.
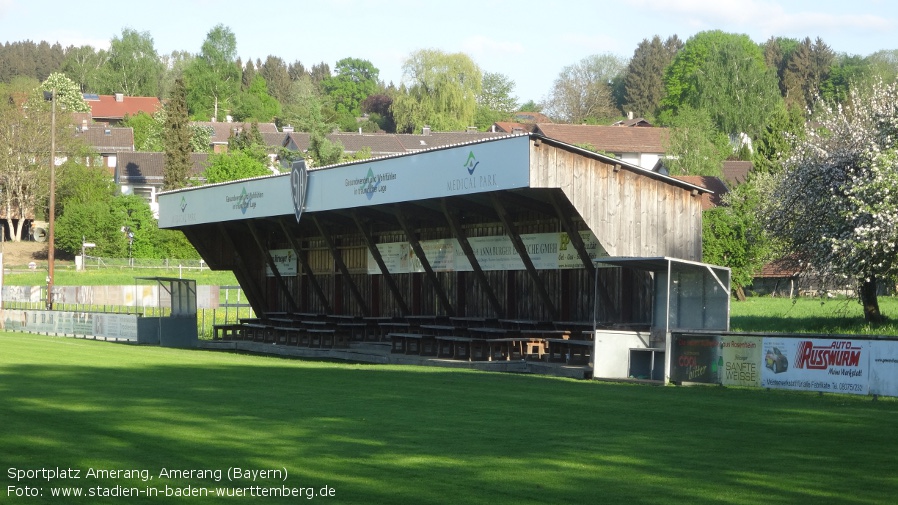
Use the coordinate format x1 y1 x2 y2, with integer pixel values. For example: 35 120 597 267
159 136 532 228
265 249 298 277
761 337 869 395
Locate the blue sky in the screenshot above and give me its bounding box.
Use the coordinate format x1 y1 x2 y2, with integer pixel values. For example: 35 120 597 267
1 0 896 103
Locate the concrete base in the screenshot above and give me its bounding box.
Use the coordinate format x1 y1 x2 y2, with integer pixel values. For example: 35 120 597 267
199 340 593 380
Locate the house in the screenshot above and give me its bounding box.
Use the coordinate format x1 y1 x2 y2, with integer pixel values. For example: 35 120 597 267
611 117 653 127
534 123 667 170
192 121 280 153
115 152 209 216
82 93 161 125
73 125 134 172
280 129 508 164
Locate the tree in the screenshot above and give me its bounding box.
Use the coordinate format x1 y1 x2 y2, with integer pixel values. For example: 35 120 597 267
391 49 482 132
98 28 162 97
121 111 162 151
623 35 682 119
163 78 192 190
703 179 772 300
232 74 281 122
781 37 835 112
202 150 271 184
35 72 90 113
474 72 518 129
543 53 626 124
259 55 292 104
321 58 379 118
819 54 871 105
662 105 730 176
866 49 898 84
61 45 107 93
762 80 898 322
361 93 396 133
661 31 781 139
0 78 85 241
184 24 240 120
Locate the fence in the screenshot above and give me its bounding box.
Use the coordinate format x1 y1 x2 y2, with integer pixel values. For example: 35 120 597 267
1 285 254 339
80 255 206 272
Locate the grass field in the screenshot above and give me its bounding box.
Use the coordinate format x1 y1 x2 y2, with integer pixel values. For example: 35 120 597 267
730 296 898 335
2 333 897 504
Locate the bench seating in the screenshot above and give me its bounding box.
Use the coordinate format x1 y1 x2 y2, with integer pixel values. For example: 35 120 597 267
546 338 593 364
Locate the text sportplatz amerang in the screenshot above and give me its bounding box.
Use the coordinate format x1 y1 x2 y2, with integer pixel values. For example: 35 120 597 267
7 466 336 499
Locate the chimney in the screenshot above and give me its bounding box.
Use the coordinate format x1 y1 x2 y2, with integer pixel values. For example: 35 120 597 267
115 93 124 102
282 125 294 133
627 111 634 120
422 125 431 135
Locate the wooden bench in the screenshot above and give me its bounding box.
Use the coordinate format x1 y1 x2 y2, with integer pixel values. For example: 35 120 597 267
212 323 244 341
546 338 593 365
272 326 303 346
435 336 473 360
242 323 272 342
387 333 436 355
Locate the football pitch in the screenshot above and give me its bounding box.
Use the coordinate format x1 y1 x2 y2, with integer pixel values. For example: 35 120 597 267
2 332 896 504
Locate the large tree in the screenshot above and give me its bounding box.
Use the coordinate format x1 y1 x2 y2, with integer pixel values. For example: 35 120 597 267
163 78 192 190
661 31 781 139
662 105 730 176
543 53 626 124
0 78 84 241
623 35 682 119
474 71 518 129
184 24 240 120
61 45 107 93
762 80 898 322
322 57 379 118
98 28 163 97
391 49 482 132
781 37 835 112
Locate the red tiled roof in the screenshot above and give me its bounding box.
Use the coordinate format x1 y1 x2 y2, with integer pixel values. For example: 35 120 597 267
534 124 667 153
192 122 279 144
85 94 161 121
757 256 803 279
722 160 752 186
671 176 728 209
493 122 536 133
513 111 551 123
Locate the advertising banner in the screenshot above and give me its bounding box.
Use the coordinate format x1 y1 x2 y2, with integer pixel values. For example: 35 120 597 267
870 340 898 397
720 335 763 387
761 337 869 395
265 249 298 277
670 334 721 383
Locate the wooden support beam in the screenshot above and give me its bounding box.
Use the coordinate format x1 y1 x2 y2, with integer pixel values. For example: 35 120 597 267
490 192 559 320
245 221 298 312
548 190 619 317
394 204 455 316
351 210 409 316
216 222 267 315
279 220 332 314
311 215 370 316
441 198 504 318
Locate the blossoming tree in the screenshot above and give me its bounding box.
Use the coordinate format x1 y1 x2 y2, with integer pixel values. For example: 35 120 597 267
763 81 898 322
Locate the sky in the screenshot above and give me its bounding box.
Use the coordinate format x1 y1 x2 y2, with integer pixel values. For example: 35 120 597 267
1 0 896 104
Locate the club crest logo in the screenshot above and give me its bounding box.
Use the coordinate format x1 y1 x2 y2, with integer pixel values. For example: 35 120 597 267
291 160 309 223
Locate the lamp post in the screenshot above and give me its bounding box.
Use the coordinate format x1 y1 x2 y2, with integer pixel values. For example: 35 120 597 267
44 89 56 310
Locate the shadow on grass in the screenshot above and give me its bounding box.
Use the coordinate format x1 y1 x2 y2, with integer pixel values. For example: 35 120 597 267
1 336 897 504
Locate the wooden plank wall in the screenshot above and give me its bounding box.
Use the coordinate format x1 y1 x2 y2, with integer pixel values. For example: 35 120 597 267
529 142 702 260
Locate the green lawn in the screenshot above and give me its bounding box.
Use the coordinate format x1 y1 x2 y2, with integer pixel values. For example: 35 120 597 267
2 332 896 504
730 296 898 335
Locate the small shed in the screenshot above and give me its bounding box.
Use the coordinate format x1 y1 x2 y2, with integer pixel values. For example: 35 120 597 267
592 257 731 382
135 277 198 348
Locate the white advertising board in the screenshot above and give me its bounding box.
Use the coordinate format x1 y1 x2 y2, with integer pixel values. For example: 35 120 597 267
159 136 532 228
869 340 898 397
761 337 869 395
264 249 298 277
366 231 603 273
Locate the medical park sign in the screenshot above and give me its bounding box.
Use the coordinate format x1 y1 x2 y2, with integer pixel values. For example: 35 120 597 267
158 136 532 228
